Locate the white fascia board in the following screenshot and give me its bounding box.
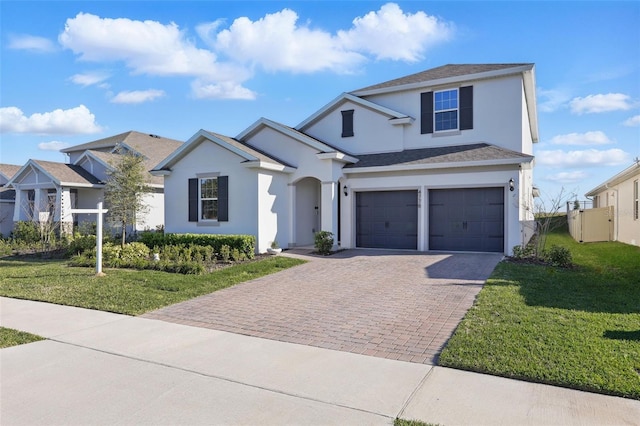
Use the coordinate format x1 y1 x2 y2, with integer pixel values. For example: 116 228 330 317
240 117 336 154
296 93 409 130
352 64 535 97
522 67 539 143
59 182 105 188
7 160 60 187
389 117 414 126
153 129 256 171
242 161 296 173
150 169 171 176
343 157 532 174
316 152 359 163
585 161 640 196
76 151 114 171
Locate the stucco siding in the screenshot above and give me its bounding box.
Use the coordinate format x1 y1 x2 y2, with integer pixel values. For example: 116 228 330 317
590 176 640 246
302 100 405 155
162 139 260 238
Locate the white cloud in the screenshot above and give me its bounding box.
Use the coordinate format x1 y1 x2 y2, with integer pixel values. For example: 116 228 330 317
537 87 571 113
536 148 630 168
543 170 588 184
59 13 220 78
570 93 633 114
0 105 102 135
191 80 257 100
69 71 111 87
549 131 613 146
8 34 56 53
338 3 454 62
111 89 166 104
38 141 70 151
623 115 640 127
212 9 365 73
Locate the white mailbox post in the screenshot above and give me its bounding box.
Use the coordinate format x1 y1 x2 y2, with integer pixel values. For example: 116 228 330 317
70 202 108 276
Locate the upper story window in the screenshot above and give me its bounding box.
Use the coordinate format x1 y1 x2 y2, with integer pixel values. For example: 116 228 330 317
434 89 458 131
421 86 473 134
188 175 229 223
341 109 354 137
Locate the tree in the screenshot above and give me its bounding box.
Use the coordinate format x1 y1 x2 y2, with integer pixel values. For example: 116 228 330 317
104 152 150 247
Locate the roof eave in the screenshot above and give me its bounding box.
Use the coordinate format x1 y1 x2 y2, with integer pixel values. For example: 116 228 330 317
343 157 532 174
352 64 535 97
242 161 296 173
585 161 640 196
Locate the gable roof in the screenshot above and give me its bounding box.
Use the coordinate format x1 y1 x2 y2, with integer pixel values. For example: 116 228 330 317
296 92 412 131
8 159 103 188
61 131 183 168
585 161 640 196
152 129 294 174
0 164 22 182
352 63 538 144
353 64 534 94
344 143 533 172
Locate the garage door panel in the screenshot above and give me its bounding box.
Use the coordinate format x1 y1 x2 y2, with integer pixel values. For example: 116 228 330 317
429 187 504 253
356 191 418 250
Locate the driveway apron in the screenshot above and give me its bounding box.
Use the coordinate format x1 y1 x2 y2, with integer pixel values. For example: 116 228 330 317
143 250 502 364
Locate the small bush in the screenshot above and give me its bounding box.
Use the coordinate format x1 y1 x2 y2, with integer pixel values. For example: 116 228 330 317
545 245 573 268
11 221 40 244
139 233 255 259
0 239 13 257
512 244 534 259
66 235 97 257
120 242 150 263
314 231 334 255
219 244 231 263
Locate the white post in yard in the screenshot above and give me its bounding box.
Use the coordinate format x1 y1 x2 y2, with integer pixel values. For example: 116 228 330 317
70 202 109 276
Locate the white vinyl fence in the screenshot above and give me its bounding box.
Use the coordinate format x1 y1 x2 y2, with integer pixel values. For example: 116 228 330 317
568 206 614 243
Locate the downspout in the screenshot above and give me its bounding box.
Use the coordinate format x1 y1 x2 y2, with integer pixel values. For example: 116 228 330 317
605 184 619 241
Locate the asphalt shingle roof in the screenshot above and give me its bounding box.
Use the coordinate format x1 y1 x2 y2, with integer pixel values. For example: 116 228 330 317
203 131 295 168
344 143 533 169
33 160 103 185
353 64 533 93
0 164 22 180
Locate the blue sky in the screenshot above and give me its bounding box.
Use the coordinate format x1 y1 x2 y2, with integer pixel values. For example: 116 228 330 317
1 1 639 205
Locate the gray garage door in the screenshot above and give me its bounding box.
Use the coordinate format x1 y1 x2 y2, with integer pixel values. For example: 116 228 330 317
356 190 418 249
429 188 504 252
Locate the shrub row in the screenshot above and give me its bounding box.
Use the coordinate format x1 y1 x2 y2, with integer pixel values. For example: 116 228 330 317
139 233 255 259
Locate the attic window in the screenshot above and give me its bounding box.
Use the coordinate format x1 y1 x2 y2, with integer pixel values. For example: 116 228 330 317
341 109 354 137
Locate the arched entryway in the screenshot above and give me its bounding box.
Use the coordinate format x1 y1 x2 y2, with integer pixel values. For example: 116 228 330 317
294 177 321 247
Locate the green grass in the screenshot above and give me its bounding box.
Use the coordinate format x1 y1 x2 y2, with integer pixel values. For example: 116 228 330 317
0 327 44 348
0 256 305 315
439 230 640 400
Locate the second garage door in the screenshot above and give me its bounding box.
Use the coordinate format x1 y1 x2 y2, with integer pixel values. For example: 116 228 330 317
356 190 418 250
429 187 504 252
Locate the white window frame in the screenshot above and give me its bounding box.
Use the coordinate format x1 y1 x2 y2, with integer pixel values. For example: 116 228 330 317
434 88 459 132
199 176 219 221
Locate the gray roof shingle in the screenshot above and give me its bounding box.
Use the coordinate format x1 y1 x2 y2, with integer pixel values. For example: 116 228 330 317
353 64 533 93
345 143 533 169
33 160 103 185
0 164 22 180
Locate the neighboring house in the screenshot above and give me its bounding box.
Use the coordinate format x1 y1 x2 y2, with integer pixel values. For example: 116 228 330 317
154 64 538 254
7 131 183 236
0 164 21 237
585 160 640 246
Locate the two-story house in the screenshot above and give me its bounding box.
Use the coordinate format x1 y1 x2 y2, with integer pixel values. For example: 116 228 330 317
153 64 538 254
7 131 183 236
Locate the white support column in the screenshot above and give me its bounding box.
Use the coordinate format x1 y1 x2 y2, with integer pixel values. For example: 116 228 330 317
13 190 22 221
288 183 295 248
321 181 338 249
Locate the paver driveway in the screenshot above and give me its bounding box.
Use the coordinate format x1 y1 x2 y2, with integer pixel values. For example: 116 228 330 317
143 250 502 364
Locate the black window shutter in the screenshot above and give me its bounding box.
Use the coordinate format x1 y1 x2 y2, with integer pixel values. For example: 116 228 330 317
420 92 434 134
218 176 229 222
341 110 354 137
188 178 198 222
459 86 473 130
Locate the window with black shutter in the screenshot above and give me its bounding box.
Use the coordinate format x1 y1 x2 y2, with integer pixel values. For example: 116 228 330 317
188 176 228 222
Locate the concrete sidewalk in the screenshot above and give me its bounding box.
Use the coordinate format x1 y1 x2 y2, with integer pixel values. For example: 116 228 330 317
1 297 639 425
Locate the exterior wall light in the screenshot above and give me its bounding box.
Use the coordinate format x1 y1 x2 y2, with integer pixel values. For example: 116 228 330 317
509 178 515 192
343 185 348 196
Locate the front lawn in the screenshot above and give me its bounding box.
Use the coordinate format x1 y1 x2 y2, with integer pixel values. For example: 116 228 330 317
439 230 640 400
0 256 305 315
0 327 44 349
